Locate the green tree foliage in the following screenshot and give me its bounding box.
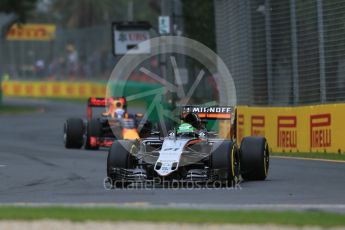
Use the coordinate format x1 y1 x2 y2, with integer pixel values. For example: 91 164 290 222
49 0 124 28
181 0 216 51
0 0 38 22
48 0 158 28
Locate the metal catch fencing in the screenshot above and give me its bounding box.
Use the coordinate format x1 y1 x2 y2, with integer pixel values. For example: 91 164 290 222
214 0 345 106
0 25 116 81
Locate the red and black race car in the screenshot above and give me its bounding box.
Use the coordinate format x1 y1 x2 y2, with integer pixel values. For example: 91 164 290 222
64 97 152 150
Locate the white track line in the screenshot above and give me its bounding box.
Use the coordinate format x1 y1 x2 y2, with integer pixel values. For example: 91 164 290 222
272 155 345 163
166 203 345 211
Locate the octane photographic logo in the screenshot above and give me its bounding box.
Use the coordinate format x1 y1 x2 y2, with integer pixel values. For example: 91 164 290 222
103 177 242 191
105 36 237 182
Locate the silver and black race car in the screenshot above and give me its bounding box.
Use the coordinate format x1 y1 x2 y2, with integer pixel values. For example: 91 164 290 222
106 106 269 188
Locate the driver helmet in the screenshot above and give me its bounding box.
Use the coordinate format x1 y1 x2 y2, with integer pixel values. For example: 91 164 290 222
115 108 125 118
184 112 202 129
177 123 197 135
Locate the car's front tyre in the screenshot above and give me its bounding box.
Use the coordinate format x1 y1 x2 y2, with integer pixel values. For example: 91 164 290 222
211 140 240 186
107 140 136 188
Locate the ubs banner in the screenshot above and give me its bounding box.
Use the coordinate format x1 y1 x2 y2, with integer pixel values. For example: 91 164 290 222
237 105 345 153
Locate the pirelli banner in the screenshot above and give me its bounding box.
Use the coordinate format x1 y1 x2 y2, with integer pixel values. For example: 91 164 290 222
2 81 106 98
6 24 56 41
236 105 345 154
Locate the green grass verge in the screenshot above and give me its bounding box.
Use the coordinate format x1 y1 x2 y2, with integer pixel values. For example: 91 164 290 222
0 105 39 115
0 207 344 227
272 152 345 161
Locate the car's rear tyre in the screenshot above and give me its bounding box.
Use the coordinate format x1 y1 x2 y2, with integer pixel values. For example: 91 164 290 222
85 118 102 150
211 140 239 186
240 136 269 181
64 118 84 149
107 140 136 188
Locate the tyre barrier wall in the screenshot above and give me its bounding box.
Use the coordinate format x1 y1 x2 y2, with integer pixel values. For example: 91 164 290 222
2 81 106 98
1 80 164 122
236 104 345 154
1 80 162 101
0 79 2 105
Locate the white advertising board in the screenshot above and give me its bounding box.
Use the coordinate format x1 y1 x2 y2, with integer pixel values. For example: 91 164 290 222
114 30 151 54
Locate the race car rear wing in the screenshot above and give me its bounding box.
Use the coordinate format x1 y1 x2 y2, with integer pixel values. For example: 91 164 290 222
180 105 234 120
87 97 127 119
180 105 236 140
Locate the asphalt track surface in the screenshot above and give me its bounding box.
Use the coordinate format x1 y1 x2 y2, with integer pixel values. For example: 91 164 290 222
1 99 345 213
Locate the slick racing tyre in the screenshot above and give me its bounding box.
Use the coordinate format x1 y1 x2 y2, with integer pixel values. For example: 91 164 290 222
85 118 102 150
211 140 240 185
240 136 269 181
107 140 136 188
64 118 84 149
